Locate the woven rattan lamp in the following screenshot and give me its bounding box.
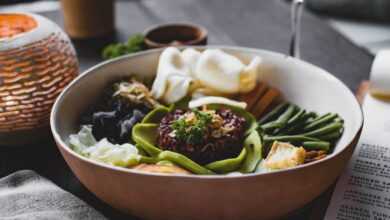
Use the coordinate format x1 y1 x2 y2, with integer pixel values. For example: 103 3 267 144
0 12 78 145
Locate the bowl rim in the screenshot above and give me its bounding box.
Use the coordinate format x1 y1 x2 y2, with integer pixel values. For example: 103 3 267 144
50 45 364 179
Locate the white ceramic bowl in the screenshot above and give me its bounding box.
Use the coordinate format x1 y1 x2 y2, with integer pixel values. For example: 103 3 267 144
51 46 363 220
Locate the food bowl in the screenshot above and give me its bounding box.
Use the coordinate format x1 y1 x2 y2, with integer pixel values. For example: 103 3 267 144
50 46 363 220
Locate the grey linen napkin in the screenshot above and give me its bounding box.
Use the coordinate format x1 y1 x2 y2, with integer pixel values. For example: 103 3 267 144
0 170 107 220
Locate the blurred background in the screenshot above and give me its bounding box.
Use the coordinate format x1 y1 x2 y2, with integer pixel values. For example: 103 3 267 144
1 0 390 55
1 1 387 219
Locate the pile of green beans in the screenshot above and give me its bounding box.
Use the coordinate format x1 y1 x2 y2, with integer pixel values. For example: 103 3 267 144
258 102 344 153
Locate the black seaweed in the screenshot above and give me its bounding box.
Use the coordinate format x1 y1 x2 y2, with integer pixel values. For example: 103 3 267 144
80 82 150 144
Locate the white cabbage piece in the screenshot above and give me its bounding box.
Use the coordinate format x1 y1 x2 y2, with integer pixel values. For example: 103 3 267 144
68 125 97 155
84 139 140 167
69 125 140 167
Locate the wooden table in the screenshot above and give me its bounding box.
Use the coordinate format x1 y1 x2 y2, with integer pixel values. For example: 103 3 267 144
0 0 373 219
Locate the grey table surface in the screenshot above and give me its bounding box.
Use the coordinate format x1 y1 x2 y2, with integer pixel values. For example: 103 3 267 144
0 0 373 219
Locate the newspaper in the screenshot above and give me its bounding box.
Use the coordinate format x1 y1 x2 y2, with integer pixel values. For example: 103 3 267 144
325 94 390 220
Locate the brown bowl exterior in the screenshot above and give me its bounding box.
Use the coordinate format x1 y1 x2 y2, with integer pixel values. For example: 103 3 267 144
56 130 360 220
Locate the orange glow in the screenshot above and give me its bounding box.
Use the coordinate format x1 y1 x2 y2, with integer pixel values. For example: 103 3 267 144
0 14 37 38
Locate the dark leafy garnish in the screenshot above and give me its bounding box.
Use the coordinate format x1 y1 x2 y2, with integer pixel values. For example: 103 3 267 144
80 78 156 144
117 110 145 142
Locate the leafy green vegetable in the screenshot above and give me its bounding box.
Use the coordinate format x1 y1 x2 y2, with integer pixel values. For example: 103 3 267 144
102 34 145 60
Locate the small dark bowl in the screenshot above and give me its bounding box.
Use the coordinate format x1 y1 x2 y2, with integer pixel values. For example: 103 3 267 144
144 23 207 49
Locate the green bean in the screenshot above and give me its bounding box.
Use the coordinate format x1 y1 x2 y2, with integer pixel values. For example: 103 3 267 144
300 114 321 128
273 109 305 135
287 109 306 125
275 105 297 125
318 130 343 141
334 117 344 124
310 113 331 123
302 141 330 152
303 113 338 132
263 135 321 143
240 131 263 173
157 151 215 175
261 121 283 132
302 122 343 137
310 112 319 119
258 102 288 124
206 148 247 173
279 112 316 135
261 104 296 132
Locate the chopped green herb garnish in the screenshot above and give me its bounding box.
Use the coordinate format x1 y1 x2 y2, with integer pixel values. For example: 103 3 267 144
171 109 212 145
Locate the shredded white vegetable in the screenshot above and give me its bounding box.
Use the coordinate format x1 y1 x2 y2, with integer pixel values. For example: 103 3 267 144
189 96 247 109
69 125 140 167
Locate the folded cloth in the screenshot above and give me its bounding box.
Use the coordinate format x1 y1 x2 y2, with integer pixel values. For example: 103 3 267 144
306 0 390 22
0 170 107 220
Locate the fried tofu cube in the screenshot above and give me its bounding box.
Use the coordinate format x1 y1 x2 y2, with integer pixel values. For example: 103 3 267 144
263 141 306 170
